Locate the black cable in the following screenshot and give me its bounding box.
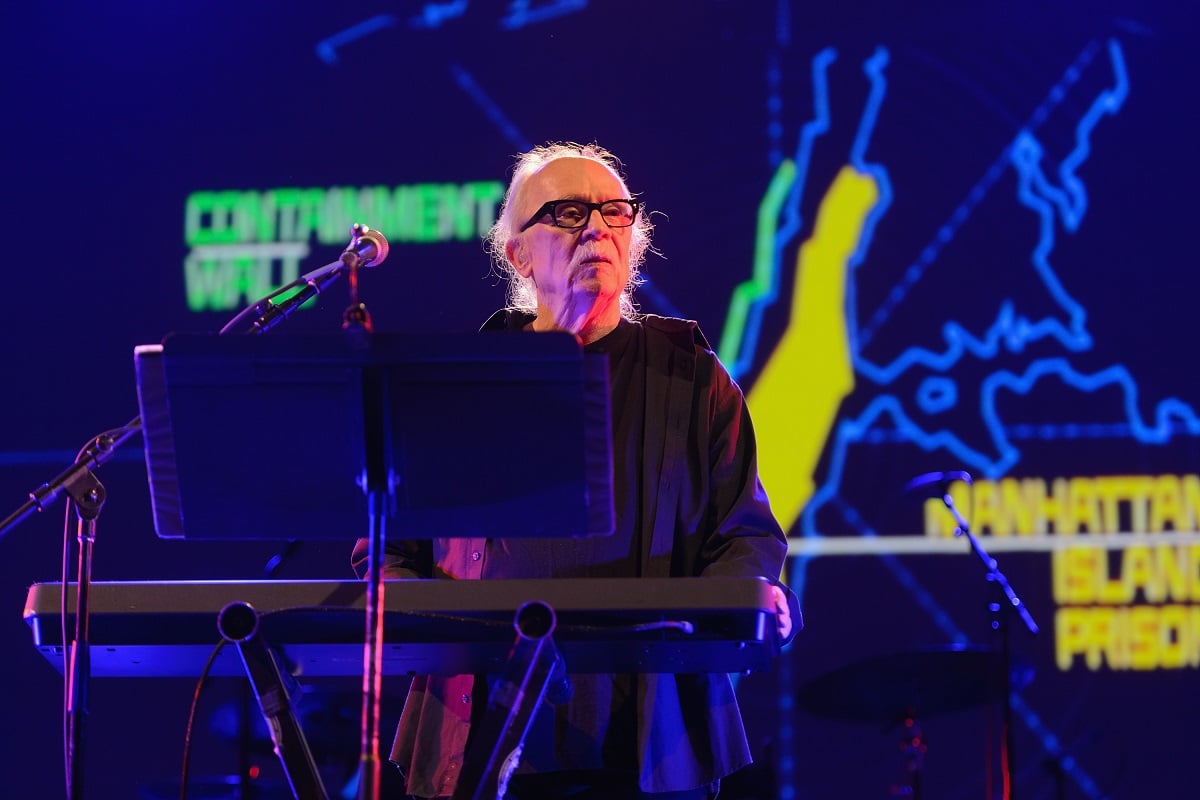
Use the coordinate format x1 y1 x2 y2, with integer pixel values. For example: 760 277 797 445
60 497 72 799
217 275 310 335
179 640 227 800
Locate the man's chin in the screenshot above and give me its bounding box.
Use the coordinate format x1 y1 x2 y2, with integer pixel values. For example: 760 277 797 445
572 278 604 295
560 283 622 320
574 265 627 293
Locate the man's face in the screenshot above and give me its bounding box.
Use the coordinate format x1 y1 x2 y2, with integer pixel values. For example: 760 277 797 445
507 157 633 331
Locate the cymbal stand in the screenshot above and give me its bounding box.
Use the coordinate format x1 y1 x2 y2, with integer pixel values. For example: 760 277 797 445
938 482 1038 800
887 711 927 799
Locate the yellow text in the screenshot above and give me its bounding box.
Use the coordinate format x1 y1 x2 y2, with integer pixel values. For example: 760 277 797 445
1056 604 1200 670
925 475 1200 537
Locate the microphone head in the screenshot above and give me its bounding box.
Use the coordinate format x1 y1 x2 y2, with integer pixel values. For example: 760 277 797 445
354 225 389 267
360 226 388 267
343 223 390 269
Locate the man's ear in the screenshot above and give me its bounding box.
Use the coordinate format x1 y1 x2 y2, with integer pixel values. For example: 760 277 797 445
506 239 532 278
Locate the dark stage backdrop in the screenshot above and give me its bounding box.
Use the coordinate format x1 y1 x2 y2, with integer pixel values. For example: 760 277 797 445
2 1 1197 797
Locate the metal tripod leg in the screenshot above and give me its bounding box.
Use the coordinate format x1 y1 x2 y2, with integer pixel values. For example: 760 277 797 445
453 601 563 800
218 601 329 800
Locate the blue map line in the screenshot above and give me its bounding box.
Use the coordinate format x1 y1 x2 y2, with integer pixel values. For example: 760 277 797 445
448 63 532 152
727 47 836 381
856 36 1126 384
768 53 839 799
780 40 1145 799
858 296 1093 385
635 276 685 319
764 31 803 800
832 355 1200 488
1011 693 1108 799
916 375 957 414
315 2 591 64
832 496 967 642
843 47 895 360
803 38 1153 520
410 1 470 30
812 396 1020 525
1013 135 1091 345
787 395 1010 639
857 420 1200 444
766 0 794 171
315 15 398 65
1058 42 1128 227
767 52 785 169
856 40 1103 351
732 42 1114 391
1006 421 1197 440
499 0 588 30
822 39 1191 496
982 359 1200 456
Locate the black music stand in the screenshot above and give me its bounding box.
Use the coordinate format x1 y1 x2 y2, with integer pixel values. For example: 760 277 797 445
134 331 614 800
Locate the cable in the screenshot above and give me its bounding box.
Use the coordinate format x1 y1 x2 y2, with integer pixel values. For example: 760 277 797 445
179 640 227 800
60 497 72 799
217 273 313 334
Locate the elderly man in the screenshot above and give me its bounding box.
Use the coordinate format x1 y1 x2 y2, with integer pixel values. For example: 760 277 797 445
355 142 797 800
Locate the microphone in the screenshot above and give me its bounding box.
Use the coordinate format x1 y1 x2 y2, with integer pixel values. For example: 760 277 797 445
238 224 390 335
341 224 389 270
902 470 973 495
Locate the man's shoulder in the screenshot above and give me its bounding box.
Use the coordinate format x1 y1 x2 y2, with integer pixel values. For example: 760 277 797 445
638 313 713 352
480 308 535 332
638 315 741 397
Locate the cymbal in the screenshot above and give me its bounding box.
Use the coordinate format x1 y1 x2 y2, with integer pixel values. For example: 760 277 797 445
796 645 1017 723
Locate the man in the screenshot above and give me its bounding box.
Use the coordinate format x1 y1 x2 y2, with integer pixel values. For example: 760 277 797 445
355 142 797 799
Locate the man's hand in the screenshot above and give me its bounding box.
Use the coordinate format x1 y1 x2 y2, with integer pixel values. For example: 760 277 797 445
770 584 792 641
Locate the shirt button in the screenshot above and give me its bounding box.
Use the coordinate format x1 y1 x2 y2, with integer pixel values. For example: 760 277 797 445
471 550 481 561
461 694 471 704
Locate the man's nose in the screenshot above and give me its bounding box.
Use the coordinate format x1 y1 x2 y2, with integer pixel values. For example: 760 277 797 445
580 207 611 240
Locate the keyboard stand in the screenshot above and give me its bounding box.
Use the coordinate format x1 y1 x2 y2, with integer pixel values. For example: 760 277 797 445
218 597 565 800
218 601 329 800
455 601 562 800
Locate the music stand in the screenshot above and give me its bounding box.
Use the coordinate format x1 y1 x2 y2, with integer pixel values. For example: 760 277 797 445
134 331 614 799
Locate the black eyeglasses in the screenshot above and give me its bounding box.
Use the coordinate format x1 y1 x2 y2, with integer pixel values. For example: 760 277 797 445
519 199 641 232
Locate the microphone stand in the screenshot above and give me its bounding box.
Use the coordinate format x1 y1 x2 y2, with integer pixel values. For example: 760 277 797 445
0 417 140 800
340 257 389 800
64 468 105 800
223 222 389 337
939 483 1038 800
0 418 140 542
0 224 384 800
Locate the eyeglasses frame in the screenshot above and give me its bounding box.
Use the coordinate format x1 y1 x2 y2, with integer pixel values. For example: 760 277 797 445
518 198 642 232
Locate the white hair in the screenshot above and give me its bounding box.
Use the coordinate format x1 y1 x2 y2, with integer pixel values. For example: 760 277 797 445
486 142 653 318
